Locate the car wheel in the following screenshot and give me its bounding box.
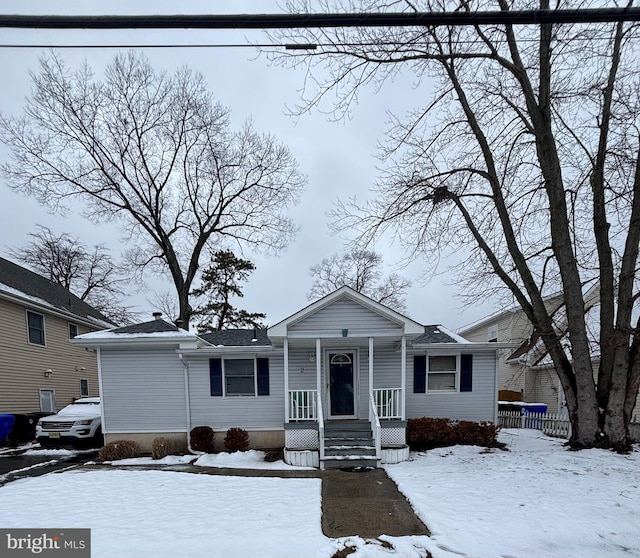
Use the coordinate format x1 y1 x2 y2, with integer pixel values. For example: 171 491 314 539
92 426 103 448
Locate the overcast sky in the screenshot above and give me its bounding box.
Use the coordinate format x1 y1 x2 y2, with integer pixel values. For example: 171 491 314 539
0 1 498 331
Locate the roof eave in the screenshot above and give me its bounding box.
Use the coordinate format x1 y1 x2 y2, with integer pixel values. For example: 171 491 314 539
0 289 114 329
412 342 520 349
71 335 199 348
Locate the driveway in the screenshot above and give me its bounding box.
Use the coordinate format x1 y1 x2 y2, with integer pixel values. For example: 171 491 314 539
0 447 98 486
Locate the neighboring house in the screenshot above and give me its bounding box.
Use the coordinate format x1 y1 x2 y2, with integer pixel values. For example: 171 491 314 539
459 295 564 411
459 285 613 414
73 286 507 469
0 256 115 415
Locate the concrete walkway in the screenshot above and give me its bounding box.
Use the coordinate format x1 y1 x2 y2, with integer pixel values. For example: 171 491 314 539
74 462 429 538
321 468 430 538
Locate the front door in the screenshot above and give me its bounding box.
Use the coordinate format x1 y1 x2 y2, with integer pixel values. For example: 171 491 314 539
328 352 356 418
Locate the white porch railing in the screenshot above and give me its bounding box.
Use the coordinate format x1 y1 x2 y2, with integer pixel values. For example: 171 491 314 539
374 388 402 419
288 390 317 421
317 391 325 468
369 393 382 460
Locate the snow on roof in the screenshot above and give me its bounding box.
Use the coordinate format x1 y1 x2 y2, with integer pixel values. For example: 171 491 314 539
75 319 194 342
0 256 115 328
0 281 114 329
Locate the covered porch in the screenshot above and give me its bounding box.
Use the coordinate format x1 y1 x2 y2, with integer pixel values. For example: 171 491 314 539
266 286 424 469
280 336 411 469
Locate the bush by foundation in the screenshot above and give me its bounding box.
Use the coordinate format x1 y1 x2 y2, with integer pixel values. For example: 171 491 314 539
190 426 215 453
407 417 500 451
98 439 141 462
151 436 172 459
224 427 249 452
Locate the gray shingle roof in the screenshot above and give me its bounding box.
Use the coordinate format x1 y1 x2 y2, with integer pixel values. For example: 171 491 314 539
200 329 271 346
111 319 180 334
0 256 115 326
413 325 459 344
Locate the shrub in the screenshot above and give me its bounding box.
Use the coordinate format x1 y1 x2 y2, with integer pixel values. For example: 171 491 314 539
190 426 215 453
98 439 141 462
407 417 500 451
264 448 284 462
223 427 249 452
151 436 171 460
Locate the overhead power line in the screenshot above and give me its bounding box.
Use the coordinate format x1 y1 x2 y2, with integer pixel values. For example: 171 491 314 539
1 9 640 30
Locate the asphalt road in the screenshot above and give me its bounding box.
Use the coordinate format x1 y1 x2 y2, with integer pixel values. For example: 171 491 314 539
0 448 98 486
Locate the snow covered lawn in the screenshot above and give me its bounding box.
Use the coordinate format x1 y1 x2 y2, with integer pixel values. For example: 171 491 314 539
385 429 640 558
0 429 637 558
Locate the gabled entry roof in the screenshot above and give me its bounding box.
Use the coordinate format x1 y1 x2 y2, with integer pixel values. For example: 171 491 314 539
268 285 425 338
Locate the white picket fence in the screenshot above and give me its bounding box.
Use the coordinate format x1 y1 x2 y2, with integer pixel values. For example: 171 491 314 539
499 409 640 439
498 410 571 438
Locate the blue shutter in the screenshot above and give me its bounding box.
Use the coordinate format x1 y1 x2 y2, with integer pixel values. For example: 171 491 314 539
257 358 270 396
460 354 473 392
210 359 222 396
414 355 426 393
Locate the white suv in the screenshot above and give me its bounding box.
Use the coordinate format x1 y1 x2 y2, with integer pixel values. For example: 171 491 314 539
36 397 102 448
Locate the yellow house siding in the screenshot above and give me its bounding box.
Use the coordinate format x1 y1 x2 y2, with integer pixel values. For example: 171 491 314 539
0 297 100 413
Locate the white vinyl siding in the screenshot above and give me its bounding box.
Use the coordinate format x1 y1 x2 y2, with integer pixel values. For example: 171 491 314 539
406 350 497 422
188 353 284 431
100 348 187 432
288 297 403 335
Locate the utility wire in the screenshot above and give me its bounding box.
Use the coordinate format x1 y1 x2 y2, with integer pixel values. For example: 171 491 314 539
1 9 640 30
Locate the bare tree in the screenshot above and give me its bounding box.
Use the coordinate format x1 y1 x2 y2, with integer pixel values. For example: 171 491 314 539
308 249 410 312
269 0 640 449
0 51 305 326
10 225 134 324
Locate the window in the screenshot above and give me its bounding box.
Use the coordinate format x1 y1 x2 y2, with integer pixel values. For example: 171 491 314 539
40 389 55 413
80 379 89 396
210 358 269 397
414 354 473 394
428 355 457 391
69 323 78 339
488 325 498 343
27 311 45 345
225 359 256 396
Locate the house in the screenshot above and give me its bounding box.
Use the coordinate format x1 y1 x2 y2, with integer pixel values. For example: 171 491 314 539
73 286 507 468
459 285 615 414
0 256 115 415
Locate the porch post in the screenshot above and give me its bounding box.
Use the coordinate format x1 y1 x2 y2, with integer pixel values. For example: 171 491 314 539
401 334 407 420
284 338 289 423
316 338 322 398
368 336 374 398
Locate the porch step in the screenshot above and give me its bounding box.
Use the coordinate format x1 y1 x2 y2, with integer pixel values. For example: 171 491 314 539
321 455 380 469
325 445 377 457
322 420 378 468
325 420 371 432
324 437 375 447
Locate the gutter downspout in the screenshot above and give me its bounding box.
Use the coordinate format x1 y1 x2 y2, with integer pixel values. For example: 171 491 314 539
96 348 106 443
178 352 201 456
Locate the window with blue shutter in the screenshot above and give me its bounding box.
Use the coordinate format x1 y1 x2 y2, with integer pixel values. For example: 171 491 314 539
210 359 223 396
210 357 269 397
257 358 270 396
414 355 426 393
460 354 473 392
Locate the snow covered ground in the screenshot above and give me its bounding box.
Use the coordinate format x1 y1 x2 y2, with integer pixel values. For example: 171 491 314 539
0 429 637 558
